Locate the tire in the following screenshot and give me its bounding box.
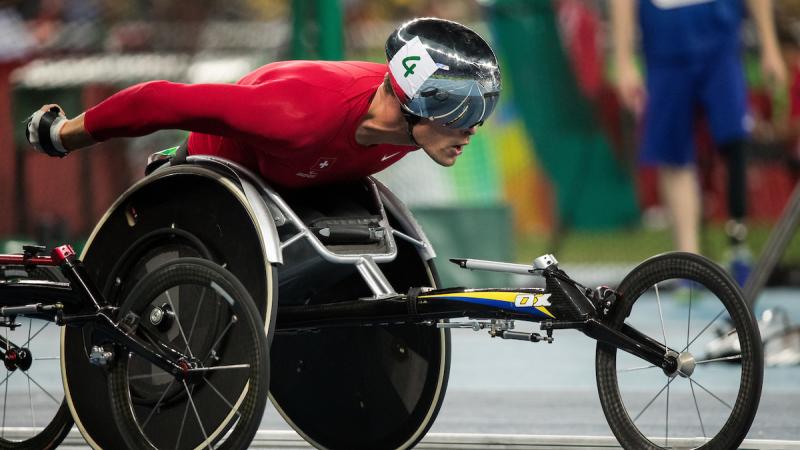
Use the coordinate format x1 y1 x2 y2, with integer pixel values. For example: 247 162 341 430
270 233 450 450
107 258 268 450
596 252 763 449
0 266 73 450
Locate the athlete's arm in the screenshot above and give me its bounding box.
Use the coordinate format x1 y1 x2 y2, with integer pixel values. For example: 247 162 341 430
60 112 94 150
41 79 331 153
609 0 645 117
84 80 296 141
746 0 787 88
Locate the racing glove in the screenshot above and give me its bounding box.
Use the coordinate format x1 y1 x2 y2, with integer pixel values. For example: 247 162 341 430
26 107 69 157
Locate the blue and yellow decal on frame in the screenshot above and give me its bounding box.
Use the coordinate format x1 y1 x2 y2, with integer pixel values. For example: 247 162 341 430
419 291 555 319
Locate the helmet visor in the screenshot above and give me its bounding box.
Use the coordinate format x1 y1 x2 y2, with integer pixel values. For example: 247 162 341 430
404 77 500 130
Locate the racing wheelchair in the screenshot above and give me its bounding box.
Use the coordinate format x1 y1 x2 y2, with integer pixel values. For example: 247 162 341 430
1 153 763 450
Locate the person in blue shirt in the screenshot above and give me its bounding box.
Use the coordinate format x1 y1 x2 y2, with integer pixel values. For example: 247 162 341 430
611 0 786 284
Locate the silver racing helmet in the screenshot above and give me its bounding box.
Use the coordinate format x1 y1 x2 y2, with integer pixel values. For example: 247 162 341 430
385 17 502 130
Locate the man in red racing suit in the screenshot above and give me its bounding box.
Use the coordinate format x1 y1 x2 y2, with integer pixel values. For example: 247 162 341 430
26 18 502 190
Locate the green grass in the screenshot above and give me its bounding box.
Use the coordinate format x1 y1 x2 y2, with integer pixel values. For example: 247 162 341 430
515 223 800 266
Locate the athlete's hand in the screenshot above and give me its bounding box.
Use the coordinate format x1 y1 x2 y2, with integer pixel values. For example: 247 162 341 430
615 60 646 119
26 104 69 157
760 46 787 90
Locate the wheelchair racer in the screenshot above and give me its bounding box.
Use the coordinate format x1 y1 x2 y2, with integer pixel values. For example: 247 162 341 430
26 17 501 189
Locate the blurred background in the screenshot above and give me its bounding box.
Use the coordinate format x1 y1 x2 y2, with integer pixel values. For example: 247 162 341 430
1 0 800 289
4 1 800 443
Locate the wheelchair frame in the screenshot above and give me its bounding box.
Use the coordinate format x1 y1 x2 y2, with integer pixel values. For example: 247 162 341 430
1 155 764 450
166 156 677 372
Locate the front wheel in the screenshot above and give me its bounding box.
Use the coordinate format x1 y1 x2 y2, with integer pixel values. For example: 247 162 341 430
0 266 73 450
596 252 763 450
107 258 269 450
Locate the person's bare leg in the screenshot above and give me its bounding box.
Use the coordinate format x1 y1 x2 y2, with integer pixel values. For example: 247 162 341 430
659 166 701 254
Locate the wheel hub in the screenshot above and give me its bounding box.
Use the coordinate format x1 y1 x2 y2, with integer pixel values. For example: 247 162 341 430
178 357 205 383
664 350 696 378
149 303 175 331
676 351 697 377
3 347 33 371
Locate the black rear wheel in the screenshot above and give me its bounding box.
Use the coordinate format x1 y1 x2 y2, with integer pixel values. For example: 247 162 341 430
107 258 268 450
596 252 763 449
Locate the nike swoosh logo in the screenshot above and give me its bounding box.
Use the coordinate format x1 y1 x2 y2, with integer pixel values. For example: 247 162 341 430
381 152 401 162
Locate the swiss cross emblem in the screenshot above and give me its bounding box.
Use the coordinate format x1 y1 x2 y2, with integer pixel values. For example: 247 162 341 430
313 157 336 170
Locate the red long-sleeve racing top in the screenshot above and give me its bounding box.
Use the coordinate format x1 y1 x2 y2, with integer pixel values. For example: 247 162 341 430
83 61 417 188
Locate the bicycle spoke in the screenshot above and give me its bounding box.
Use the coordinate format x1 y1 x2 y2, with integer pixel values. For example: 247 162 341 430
694 355 742 365
28 370 36 428
165 289 195 359
203 316 237 362
21 371 60 405
665 382 670 448
690 378 733 410
202 376 244 418
22 321 50 349
633 376 677 423
182 380 212 449
0 370 12 390
2 369 8 438
175 385 192 450
185 288 207 354
137 306 197 364
191 364 250 373
654 283 668 351
618 364 659 373
34 356 60 361
683 309 726 353
141 377 177 430
689 379 707 439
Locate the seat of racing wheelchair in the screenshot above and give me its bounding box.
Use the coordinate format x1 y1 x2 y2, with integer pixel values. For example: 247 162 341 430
148 146 397 256
276 182 390 251
63 151 451 450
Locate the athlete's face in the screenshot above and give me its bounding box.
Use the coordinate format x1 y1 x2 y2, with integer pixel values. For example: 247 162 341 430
414 120 477 167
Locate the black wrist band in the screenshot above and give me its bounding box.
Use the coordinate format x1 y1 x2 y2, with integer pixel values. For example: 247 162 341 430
37 111 65 157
